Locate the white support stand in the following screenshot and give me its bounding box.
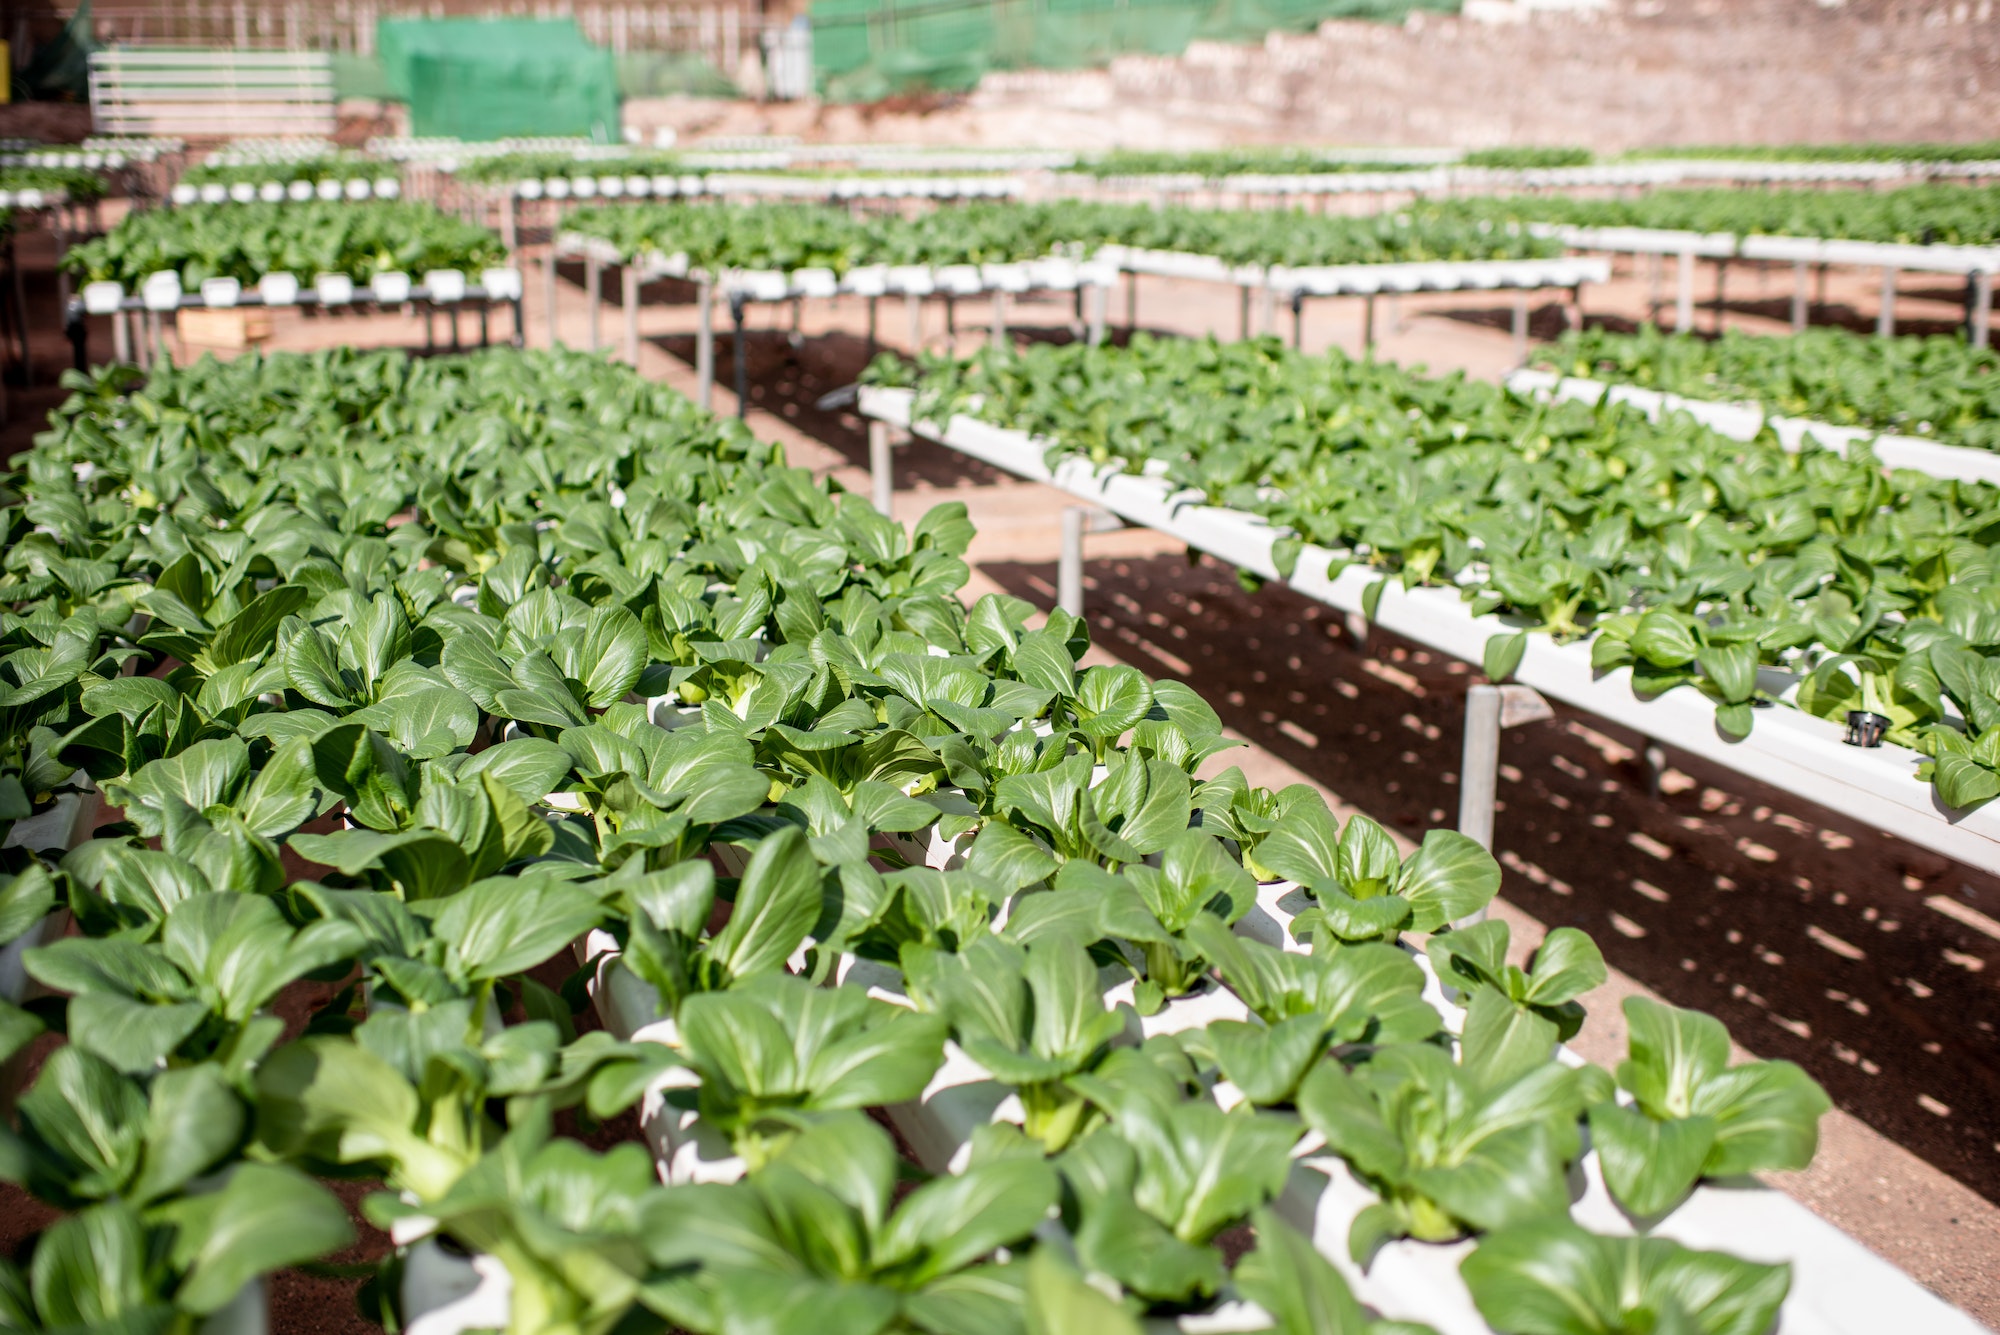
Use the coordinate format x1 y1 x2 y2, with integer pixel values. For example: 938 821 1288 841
1791 260 1810 332
869 418 894 516
905 292 923 352
1457 683 1553 853
1676 245 1696 332
1974 270 1994 350
1877 267 1898 337
543 250 559 349
622 265 640 365
585 251 601 353
695 276 714 411
1510 293 1529 366
1057 504 1124 617
990 291 1008 350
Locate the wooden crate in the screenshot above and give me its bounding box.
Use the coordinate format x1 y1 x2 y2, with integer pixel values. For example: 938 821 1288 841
177 308 274 351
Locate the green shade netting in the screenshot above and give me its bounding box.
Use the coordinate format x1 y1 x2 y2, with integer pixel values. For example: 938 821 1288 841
811 0 1458 101
377 18 619 141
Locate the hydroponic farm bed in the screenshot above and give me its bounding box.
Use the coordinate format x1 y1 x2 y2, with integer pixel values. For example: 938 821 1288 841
859 337 2000 869
4 339 1982 1335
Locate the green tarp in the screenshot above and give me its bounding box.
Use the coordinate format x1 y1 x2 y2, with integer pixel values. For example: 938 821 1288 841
811 0 1459 101
376 18 618 142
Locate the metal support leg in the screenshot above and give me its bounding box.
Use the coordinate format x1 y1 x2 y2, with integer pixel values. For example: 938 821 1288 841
585 252 601 353
1126 271 1139 331
1712 259 1728 334
1458 685 1504 856
730 293 748 419
906 293 922 352
1239 284 1250 340
622 265 640 364
695 276 714 411
990 291 1008 350
1877 267 1898 337
1290 291 1305 350
1258 284 1277 336
1086 284 1106 347
1972 270 1993 349
544 250 559 348
1058 505 1123 618
1511 292 1529 366
1059 507 1088 618
1646 252 1662 325
1791 260 1809 332
867 296 878 353
1457 682 1553 921
1362 294 1376 354
112 309 131 365
1675 247 1695 332
869 418 893 515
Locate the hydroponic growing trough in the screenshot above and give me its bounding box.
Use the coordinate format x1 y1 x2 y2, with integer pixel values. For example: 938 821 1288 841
858 384 2000 878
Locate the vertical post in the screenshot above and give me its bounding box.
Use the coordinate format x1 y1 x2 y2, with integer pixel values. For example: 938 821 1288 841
1361 294 1377 355
731 294 748 419
1458 683 1503 857
501 189 518 257
1238 284 1250 340
867 296 879 353
1086 284 1106 347
990 291 1008 350
1126 271 1138 330
695 276 714 411
944 295 956 356
543 249 559 348
113 309 132 365
622 265 639 364
585 252 601 352
869 419 893 515
1791 260 1809 333
1058 506 1087 618
1712 258 1727 334
1646 251 1662 324
1877 267 1898 337
1675 246 1695 332
1971 270 1993 350
905 293 922 352
1290 291 1305 350
1511 292 1529 366
1258 283 1277 336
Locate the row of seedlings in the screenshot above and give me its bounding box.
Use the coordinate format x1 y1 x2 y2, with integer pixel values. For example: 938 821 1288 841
0 345 1826 1334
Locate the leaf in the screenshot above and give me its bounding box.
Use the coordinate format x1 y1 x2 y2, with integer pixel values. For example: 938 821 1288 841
1619 997 1731 1122
1071 664 1152 739
29 1202 151 1327
1631 610 1700 667
874 1158 1059 1285
1484 631 1529 684
17 1047 145 1201
131 1064 245 1206
457 736 574 801
1697 1061 1829 1178
1462 1218 1791 1335
1396 828 1500 930
429 876 604 982
1023 1247 1141 1335
707 826 823 983
163 1163 354 1314
1233 1208 1373 1335
1588 1101 1716 1219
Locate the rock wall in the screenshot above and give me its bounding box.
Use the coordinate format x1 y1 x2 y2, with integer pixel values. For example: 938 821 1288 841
963 0 2000 150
